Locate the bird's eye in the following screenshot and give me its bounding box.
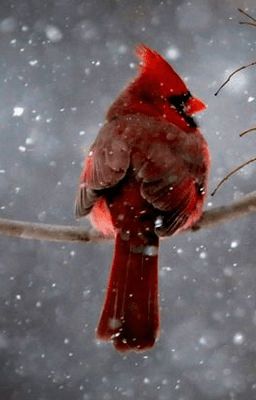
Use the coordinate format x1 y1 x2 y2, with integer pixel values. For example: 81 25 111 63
167 91 191 110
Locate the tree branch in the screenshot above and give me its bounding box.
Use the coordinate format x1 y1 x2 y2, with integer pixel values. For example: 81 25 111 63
238 8 256 23
211 158 256 196
214 61 256 96
0 193 256 243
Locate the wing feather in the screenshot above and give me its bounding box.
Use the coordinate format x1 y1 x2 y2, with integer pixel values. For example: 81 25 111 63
75 122 130 217
135 140 199 234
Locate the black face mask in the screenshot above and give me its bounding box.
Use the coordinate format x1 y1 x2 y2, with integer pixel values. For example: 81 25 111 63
167 91 198 129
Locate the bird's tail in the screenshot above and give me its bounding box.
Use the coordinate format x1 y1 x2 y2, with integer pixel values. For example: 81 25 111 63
96 232 159 352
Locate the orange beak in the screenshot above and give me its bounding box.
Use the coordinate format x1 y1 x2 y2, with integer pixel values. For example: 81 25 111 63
185 97 207 116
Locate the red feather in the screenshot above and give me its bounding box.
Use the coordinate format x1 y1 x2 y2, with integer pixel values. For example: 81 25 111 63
75 45 210 352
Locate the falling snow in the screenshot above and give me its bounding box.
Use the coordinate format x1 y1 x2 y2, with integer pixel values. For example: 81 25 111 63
0 1 255 400
13 106 24 116
165 47 180 60
29 59 38 66
45 25 63 42
247 96 255 102
18 145 26 152
233 332 245 345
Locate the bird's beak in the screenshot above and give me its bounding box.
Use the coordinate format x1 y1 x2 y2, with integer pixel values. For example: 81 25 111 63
185 97 207 115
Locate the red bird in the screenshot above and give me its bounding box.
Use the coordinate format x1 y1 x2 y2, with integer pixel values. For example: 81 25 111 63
75 45 210 352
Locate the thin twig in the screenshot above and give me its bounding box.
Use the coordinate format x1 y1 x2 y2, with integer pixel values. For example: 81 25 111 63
238 8 256 23
0 193 256 243
214 61 256 96
211 158 256 196
240 127 256 137
239 21 256 27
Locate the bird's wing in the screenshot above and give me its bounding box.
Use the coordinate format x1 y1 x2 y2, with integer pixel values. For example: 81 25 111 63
75 122 130 217
135 138 205 236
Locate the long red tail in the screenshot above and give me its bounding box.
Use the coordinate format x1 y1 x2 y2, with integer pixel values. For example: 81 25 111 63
96 232 159 352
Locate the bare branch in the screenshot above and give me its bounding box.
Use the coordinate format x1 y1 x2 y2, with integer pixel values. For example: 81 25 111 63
239 21 256 27
194 191 256 230
240 127 256 137
214 61 256 96
0 218 105 243
211 158 256 196
0 193 256 243
238 8 256 23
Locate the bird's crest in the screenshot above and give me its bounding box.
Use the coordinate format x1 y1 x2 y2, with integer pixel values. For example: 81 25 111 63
135 44 188 94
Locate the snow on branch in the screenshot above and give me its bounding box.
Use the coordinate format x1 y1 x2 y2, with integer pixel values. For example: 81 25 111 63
0 192 255 244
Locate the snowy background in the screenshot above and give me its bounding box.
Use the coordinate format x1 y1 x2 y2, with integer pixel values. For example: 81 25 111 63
0 0 256 399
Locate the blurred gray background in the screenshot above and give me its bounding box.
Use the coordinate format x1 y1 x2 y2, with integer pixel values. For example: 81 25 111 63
0 0 256 399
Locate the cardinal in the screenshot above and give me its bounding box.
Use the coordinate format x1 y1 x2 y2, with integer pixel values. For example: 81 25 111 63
75 45 210 352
